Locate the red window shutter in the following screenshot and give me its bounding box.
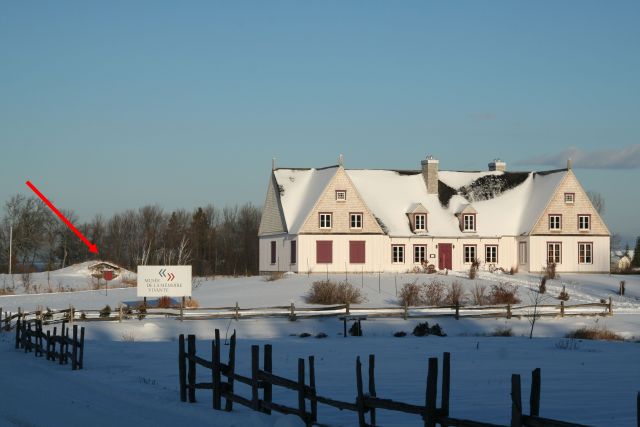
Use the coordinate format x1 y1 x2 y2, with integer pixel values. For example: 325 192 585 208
316 241 333 264
349 241 365 264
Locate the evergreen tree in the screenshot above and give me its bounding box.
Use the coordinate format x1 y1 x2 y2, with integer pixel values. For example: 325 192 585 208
632 237 640 268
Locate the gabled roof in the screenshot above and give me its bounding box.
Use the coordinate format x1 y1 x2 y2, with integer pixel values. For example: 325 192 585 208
273 166 339 233
272 166 567 237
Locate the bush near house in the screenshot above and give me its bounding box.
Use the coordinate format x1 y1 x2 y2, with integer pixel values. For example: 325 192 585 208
305 280 364 305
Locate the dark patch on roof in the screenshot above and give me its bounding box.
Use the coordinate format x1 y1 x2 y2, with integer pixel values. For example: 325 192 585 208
459 172 529 202
438 180 457 207
391 169 421 176
534 168 568 176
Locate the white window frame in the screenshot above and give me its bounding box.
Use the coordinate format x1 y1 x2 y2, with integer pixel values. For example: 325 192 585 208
335 190 347 202
549 215 562 231
463 245 476 264
392 245 405 264
463 214 476 232
485 245 498 264
319 213 332 229
547 242 561 264
414 214 426 231
578 242 593 264
578 215 590 231
564 193 575 204
350 213 363 229
413 245 426 264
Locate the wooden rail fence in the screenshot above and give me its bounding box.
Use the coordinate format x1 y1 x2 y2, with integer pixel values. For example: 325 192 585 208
0 298 614 330
178 329 629 427
14 318 85 370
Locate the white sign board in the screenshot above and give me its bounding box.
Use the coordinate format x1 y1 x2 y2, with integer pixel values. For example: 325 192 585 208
137 265 192 297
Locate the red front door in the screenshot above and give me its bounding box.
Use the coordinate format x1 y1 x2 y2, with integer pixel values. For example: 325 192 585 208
438 244 452 270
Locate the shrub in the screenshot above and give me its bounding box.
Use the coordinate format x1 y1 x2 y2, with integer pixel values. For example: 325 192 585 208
43 308 53 321
137 304 147 320
184 298 200 308
471 284 488 305
305 280 364 305
265 271 285 282
99 305 112 318
299 332 311 338
558 286 570 301
412 322 446 337
445 280 466 306
491 326 513 337
399 281 422 306
539 277 547 294
0 288 15 296
422 280 446 306
315 332 328 339
469 259 480 279
80 311 87 320
394 331 407 337
544 263 557 280
488 282 521 304
157 296 174 308
509 265 518 275
566 326 623 341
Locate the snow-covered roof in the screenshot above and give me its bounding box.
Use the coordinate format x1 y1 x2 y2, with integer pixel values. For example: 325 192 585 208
273 166 567 237
273 166 338 233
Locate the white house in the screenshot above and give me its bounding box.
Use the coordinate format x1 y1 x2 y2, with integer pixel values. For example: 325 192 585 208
258 156 610 274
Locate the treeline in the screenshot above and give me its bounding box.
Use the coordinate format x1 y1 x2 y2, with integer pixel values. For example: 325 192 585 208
0 194 261 276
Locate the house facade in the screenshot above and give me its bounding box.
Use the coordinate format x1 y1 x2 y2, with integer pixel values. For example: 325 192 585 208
258 156 610 274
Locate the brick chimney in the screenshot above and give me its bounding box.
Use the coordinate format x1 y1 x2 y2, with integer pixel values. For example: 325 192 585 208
421 155 439 194
488 159 506 172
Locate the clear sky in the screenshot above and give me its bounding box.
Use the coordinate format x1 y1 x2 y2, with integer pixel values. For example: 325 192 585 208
1 1 639 244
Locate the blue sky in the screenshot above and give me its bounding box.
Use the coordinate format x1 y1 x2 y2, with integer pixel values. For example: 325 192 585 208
1 1 639 243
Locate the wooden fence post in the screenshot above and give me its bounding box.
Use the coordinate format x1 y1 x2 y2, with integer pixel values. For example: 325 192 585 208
404 302 408 320
425 357 438 427
309 355 317 424
78 327 85 369
179 334 186 402
297 358 307 425
355 356 366 427
530 368 541 417
455 304 459 320
507 304 512 319
14 317 20 349
187 334 196 403
346 301 350 315
619 280 625 296
71 325 78 370
560 301 565 317
225 331 236 412
251 345 260 411
290 302 295 320
441 352 451 427
212 329 221 410
118 304 123 323
264 344 273 415
608 297 613 316
59 322 66 364
511 374 522 427
368 354 377 427
235 302 239 320
46 330 52 360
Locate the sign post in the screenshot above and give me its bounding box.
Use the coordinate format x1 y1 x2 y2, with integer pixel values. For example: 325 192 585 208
103 270 114 296
137 266 192 320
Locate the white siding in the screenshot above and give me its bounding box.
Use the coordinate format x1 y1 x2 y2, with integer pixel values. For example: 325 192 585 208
529 235 610 273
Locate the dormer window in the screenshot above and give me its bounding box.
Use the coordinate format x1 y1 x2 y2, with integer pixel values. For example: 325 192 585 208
463 214 476 232
335 190 346 202
564 193 575 204
414 214 426 232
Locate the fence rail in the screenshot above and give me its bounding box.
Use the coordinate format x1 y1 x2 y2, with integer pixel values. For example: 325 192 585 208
14 318 85 370
0 298 614 330
179 329 631 426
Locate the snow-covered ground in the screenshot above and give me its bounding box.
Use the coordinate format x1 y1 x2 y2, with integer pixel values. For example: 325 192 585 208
1 263 639 426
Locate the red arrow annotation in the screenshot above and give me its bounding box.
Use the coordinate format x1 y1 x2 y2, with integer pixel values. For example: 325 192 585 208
25 180 99 254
